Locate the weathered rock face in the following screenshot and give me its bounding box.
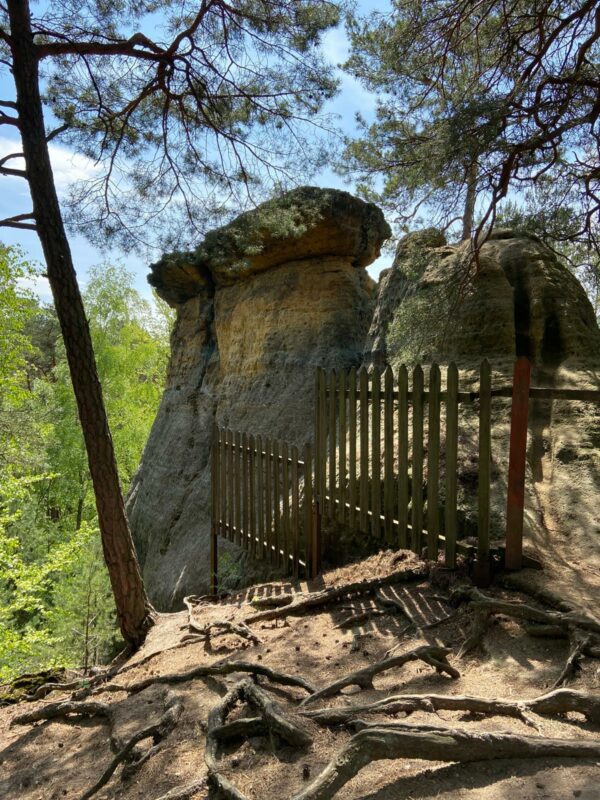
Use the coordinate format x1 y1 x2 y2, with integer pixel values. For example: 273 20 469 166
367 228 600 372
127 187 390 610
367 229 600 610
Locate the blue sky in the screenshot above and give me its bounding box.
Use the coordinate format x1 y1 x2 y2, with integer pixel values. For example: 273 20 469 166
0 1 393 303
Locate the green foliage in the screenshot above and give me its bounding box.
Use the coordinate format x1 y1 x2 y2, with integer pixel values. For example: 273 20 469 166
0 257 169 681
341 0 600 251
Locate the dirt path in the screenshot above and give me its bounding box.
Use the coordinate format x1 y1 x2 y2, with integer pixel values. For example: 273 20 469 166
1 551 599 800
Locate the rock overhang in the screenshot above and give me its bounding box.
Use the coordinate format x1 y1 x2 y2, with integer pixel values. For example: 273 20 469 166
148 186 391 306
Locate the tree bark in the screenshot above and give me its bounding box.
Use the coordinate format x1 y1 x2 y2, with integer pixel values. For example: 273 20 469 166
7 0 154 647
461 160 478 240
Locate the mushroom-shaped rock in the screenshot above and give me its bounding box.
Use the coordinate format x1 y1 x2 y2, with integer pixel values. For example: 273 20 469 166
148 186 391 304
128 188 390 609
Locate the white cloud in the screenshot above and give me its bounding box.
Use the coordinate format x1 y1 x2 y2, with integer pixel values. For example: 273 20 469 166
0 135 99 194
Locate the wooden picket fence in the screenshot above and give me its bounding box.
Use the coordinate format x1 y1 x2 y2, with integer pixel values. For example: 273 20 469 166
210 357 600 594
314 361 494 572
210 428 320 593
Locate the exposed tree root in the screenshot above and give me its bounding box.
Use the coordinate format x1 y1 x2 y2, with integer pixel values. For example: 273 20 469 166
301 688 600 727
452 587 600 682
451 586 600 637
97 660 316 696
552 632 594 688
334 608 387 629
12 699 112 726
292 725 600 800
375 589 457 630
250 594 294 609
300 645 459 707
183 596 261 646
79 690 183 800
153 779 208 800
245 562 429 624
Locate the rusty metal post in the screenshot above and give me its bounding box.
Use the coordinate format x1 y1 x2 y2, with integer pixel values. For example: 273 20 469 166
505 357 531 570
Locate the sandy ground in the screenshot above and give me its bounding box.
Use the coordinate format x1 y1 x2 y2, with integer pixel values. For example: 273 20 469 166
1 550 599 800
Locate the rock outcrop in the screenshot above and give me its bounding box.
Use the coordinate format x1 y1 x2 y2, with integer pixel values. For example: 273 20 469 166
127 187 390 610
366 228 600 609
366 228 600 372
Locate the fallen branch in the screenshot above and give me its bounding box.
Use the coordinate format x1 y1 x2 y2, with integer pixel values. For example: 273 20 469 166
292 724 600 800
245 561 429 624
301 688 600 727
79 690 183 800
97 660 316 696
300 645 459 707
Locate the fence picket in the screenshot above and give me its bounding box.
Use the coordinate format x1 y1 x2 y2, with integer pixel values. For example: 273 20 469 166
264 438 273 564
227 428 234 542
371 369 382 537
445 363 459 568
282 442 290 569
220 427 228 540
412 365 424 555
383 365 394 543
328 370 337 519
248 434 256 556
359 366 369 532
427 364 441 560
304 443 314 574
273 439 281 567
234 431 241 546
291 445 300 577
478 358 492 579
210 425 219 595
397 366 409 549
256 434 265 559
241 432 249 548
318 369 327 511
338 370 347 525
348 367 357 530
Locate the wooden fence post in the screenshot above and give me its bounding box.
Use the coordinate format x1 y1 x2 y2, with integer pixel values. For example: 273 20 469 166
476 359 492 586
505 356 531 569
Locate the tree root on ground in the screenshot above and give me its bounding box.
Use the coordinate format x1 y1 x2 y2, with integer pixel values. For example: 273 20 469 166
300 687 600 727
374 589 458 630
183 596 261 645
245 562 429 624
153 779 208 800
292 725 600 800
95 660 317 696
299 645 459 707
334 608 387 629
79 689 183 800
451 586 600 684
12 690 184 800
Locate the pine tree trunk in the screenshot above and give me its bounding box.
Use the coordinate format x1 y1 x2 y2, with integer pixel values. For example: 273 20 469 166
7 0 155 647
461 161 478 241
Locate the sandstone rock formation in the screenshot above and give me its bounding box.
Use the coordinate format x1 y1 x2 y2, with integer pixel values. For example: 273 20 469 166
127 187 390 610
366 228 600 609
